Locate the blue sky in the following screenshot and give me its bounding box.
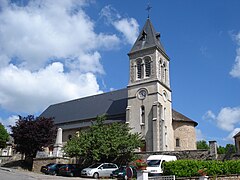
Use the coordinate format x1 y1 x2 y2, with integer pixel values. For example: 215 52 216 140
0 0 240 146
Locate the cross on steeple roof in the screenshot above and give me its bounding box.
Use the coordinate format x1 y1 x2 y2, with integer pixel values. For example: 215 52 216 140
146 3 152 18
129 18 166 56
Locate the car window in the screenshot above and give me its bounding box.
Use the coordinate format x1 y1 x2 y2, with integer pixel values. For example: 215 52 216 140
108 164 117 168
102 164 109 169
89 163 101 168
147 160 161 167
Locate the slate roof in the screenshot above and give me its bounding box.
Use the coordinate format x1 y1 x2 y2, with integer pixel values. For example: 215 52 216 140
41 88 197 127
129 18 167 56
172 110 198 126
40 88 128 125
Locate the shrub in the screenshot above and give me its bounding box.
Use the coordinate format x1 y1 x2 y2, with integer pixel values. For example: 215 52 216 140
163 160 240 177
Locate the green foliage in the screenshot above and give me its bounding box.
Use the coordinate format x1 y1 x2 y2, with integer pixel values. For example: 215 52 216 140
196 140 209 150
217 146 226 154
0 123 9 148
11 115 57 157
63 115 143 163
163 159 240 177
217 144 236 154
225 144 236 153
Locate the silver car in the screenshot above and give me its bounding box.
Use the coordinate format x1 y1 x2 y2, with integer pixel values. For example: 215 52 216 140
81 163 118 178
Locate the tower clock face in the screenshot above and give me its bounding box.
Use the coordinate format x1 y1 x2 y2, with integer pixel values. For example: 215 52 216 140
137 89 147 100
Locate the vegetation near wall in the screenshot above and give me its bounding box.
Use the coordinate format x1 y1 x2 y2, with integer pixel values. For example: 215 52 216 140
11 115 57 158
63 115 143 164
0 123 9 148
163 160 240 177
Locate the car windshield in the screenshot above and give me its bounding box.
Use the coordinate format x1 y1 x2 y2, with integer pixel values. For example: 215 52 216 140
147 160 161 167
88 163 102 168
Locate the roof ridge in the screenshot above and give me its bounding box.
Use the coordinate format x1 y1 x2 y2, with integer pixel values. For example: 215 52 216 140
49 88 127 106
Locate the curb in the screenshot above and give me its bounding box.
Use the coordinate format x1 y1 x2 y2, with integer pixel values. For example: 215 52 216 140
0 166 12 172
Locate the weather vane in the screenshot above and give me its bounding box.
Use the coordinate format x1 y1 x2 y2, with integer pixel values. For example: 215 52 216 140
146 3 152 18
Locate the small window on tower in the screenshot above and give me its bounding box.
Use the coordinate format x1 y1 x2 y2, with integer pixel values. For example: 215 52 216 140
176 138 180 147
145 57 151 77
137 59 142 79
140 105 145 125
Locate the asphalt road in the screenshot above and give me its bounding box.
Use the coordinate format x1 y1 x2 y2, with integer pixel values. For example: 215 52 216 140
0 167 97 180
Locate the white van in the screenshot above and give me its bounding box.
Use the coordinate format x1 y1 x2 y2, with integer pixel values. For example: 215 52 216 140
146 155 177 176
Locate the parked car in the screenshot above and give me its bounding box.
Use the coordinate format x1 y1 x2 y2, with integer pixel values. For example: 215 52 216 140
147 155 177 176
40 163 65 175
111 166 137 180
81 163 118 179
58 164 82 177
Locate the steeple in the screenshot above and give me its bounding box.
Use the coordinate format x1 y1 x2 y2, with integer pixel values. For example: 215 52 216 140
129 18 166 56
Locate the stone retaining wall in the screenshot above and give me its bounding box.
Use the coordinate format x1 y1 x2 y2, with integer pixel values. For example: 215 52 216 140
136 150 240 161
136 149 210 160
32 157 70 173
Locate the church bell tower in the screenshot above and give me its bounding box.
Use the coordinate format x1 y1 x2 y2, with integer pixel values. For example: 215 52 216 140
126 18 174 151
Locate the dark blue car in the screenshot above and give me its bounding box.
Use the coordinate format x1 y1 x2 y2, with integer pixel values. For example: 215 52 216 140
41 163 65 175
58 164 83 177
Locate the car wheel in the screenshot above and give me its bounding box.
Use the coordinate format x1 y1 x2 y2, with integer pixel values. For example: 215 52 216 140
93 172 99 179
69 172 74 177
52 171 57 176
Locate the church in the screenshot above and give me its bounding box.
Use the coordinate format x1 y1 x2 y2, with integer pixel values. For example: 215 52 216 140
41 18 198 152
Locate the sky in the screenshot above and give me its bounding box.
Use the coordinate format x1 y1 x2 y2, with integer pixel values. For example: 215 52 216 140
0 0 240 147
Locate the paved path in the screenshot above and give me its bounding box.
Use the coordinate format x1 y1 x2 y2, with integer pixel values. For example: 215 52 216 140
0 167 100 180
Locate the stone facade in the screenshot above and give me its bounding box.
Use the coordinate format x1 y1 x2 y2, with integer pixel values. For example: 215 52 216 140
234 132 240 154
173 121 197 151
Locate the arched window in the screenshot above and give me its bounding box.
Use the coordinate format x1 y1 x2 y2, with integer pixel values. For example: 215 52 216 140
176 138 180 147
144 57 151 77
161 62 166 83
140 105 145 124
136 59 142 79
158 59 162 80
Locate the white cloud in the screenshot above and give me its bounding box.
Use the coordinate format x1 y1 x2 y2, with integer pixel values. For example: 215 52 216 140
0 62 101 113
216 107 240 131
0 0 132 116
204 107 240 132
0 0 120 71
230 32 240 78
113 18 139 44
100 5 139 44
202 110 216 121
196 128 204 141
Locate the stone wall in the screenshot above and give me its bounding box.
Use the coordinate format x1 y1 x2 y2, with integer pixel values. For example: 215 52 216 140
173 122 197 151
32 157 70 173
136 149 210 160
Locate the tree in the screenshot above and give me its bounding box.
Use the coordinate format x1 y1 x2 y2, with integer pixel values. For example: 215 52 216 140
11 115 57 157
0 123 9 148
218 144 236 154
217 145 226 154
63 115 143 163
196 140 209 150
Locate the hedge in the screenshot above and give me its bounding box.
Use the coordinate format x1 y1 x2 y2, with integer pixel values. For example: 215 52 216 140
163 160 240 177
